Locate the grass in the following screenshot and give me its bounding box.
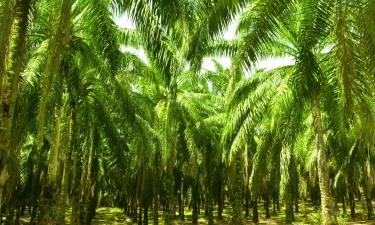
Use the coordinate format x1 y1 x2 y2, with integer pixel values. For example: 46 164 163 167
87 202 375 225
14 201 375 224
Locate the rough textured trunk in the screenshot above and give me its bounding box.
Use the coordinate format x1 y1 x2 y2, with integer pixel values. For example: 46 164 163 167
361 184 374 220
38 96 65 225
311 93 337 225
285 192 294 223
264 196 271 219
245 190 250 218
349 187 355 218
83 127 99 225
138 206 142 225
272 195 277 215
133 203 138 222
153 150 161 225
192 180 199 224
295 182 299 213
207 195 213 225
205 149 214 225
36 0 72 220
218 184 223 220
362 164 374 220
231 153 243 225
0 0 16 83
70 149 83 225
35 0 72 152
84 183 98 225
143 205 148 225
179 178 184 221
153 179 159 225
365 195 374 219
164 165 174 225
252 198 258 223
342 196 346 216
0 0 31 206
58 108 75 225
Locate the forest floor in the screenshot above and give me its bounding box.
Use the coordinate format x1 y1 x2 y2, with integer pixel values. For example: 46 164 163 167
16 202 375 224
87 203 375 225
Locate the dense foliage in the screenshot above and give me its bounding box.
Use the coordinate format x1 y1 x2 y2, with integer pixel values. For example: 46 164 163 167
0 0 374 224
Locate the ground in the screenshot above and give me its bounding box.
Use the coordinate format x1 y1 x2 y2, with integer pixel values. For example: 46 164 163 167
16 202 375 224
87 203 375 225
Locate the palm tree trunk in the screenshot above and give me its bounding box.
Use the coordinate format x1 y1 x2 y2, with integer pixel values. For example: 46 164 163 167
59 105 77 225
252 197 258 223
83 127 98 225
349 186 355 218
0 0 31 204
47 100 64 185
231 153 243 225
35 0 72 152
153 153 160 225
362 164 374 220
285 191 294 223
143 205 148 225
205 149 214 225
164 164 174 225
192 179 199 224
264 195 271 219
217 171 224 220
361 183 374 220
245 189 250 218
71 148 83 225
0 0 16 85
138 205 143 225
179 177 184 221
342 195 346 216
38 97 65 225
311 93 337 225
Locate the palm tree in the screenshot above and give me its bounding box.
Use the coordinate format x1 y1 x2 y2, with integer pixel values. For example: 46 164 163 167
0 0 33 211
2 0 375 225
223 0 375 224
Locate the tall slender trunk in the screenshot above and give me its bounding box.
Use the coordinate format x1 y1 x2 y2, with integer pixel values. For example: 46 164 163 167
179 177 184 221
153 152 160 225
362 163 374 220
192 180 199 224
218 187 224 220
70 143 83 225
231 153 243 225
361 184 374 220
143 205 148 225
137 165 144 225
0 0 16 84
35 0 72 152
205 148 213 225
285 191 294 223
311 93 337 225
138 205 142 225
83 126 98 225
252 197 258 223
264 195 271 219
272 195 277 215
0 186 3 223
38 94 65 225
60 106 77 225
342 195 346 216
164 164 174 224
217 168 224 220
0 0 31 206
245 189 250 218
349 186 355 218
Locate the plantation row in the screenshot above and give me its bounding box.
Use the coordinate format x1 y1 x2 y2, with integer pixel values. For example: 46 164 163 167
0 0 374 225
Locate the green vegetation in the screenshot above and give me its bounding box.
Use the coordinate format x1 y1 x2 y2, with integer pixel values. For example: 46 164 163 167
0 0 375 225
